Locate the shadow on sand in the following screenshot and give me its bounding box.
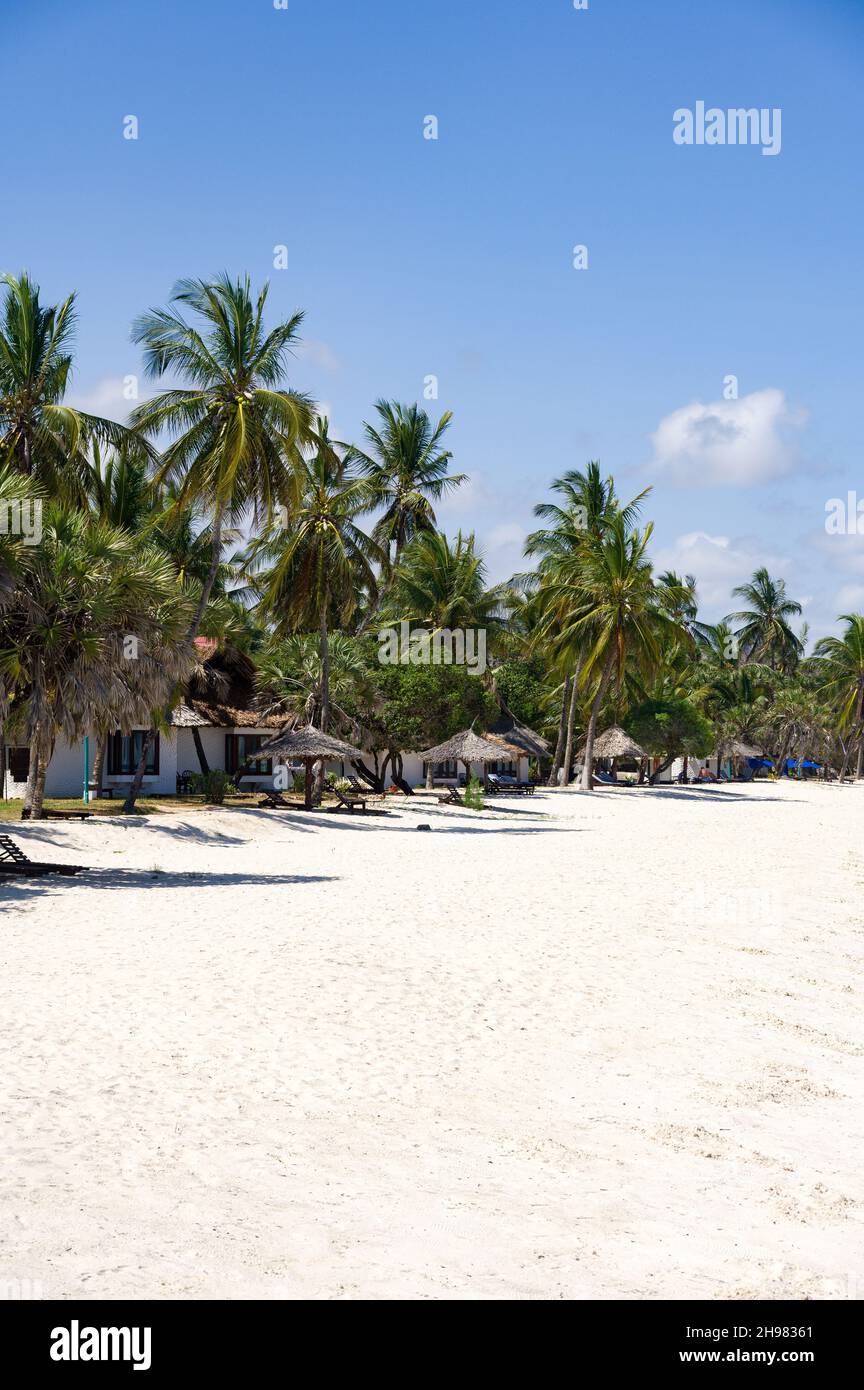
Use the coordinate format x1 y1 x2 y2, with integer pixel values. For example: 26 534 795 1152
0 867 337 903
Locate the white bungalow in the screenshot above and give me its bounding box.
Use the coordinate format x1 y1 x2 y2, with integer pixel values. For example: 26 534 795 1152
1 646 292 801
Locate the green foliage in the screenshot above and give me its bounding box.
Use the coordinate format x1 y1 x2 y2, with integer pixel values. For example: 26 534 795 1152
371 661 498 752
625 698 713 762
493 656 546 728
463 775 484 810
204 769 230 803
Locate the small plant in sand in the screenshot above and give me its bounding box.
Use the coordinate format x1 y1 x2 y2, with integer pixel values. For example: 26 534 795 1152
463 775 484 810
204 769 229 804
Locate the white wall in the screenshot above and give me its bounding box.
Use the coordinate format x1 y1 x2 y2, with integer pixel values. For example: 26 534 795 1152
2 732 178 800
398 752 529 787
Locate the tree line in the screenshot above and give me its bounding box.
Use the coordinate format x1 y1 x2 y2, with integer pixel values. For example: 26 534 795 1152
2 271 862 816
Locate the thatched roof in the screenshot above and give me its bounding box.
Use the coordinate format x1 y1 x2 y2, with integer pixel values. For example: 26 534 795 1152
721 739 762 759
581 725 646 760
170 701 296 730
487 712 550 758
170 703 210 728
418 728 522 764
259 724 364 762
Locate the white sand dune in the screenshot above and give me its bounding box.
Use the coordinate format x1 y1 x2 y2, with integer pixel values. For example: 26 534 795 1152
1 780 863 1300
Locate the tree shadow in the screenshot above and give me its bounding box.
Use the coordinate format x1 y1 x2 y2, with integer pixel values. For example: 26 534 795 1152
632 786 806 804
10 819 251 847
0 868 337 902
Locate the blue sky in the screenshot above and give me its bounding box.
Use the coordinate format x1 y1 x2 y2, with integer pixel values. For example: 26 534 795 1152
2 0 862 638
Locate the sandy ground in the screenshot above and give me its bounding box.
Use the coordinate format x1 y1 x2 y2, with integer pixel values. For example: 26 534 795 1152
1 779 863 1301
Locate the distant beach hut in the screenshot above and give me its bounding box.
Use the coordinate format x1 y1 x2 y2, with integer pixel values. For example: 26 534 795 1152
576 725 646 785
418 728 523 789
580 725 646 763
258 724 364 809
722 739 762 760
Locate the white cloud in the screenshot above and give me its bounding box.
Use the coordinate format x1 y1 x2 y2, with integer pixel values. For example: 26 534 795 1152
652 529 793 616
834 583 864 611
650 388 807 486
67 376 143 424
294 339 341 372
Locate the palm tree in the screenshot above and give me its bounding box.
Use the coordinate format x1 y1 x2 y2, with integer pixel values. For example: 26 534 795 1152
254 632 374 731
121 273 314 812
814 614 864 778
87 443 154 531
0 272 139 499
349 400 466 577
383 529 506 636
525 463 650 785
0 504 194 817
0 466 42 742
728 568 804 672
544 515 675 789
250 421 380 794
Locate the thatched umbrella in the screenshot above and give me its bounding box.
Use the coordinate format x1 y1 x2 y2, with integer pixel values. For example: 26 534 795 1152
258 724 365 809
486 713 550 761
721 739 762 760
579 725 646 763
418 728 522 788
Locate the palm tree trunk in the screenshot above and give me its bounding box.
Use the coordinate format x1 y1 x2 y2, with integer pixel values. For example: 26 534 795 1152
562 668 581 787
192 727 210 776
855 680 864 779
91 736 107 798
123 501 226 814
320 605 330 733
579 657 614 791
314 604 330 804
547 674 571 786
30 746 50 818
22 729 42 818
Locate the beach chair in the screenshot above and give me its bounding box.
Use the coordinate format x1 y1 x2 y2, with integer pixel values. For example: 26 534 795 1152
23 807 92 821
0 834 87 877
438 786 464 806
333 787 367 813
257 790 294 810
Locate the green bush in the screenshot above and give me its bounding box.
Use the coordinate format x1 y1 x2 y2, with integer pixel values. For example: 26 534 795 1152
463 775 484 810
204 769 230 804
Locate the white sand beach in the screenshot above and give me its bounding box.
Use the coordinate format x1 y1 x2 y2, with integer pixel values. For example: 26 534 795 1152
1 780 863 1301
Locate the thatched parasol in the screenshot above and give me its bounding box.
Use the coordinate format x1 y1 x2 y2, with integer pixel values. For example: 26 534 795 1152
720 738 762 761
418 728 522 787
486 712 550 760
579 725 646 762
259 724 365 809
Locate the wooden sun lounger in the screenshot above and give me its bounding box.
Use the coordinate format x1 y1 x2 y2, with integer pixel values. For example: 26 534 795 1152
22 807 92 821
257 790 294 809
438 786 464 806
0 834 87 877
346 775 384 800
334 787 367 813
